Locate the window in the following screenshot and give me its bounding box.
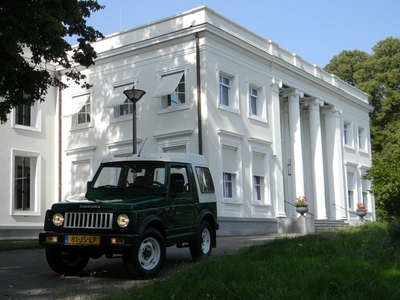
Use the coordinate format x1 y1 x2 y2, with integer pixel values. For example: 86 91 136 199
153 71 186 109
166 74 185 106
66 93 91 128
217 68 239 112
348 190 354 209
222 146 238 201
15 104 31 126
13 101 40 130
347 171 355 209
103 81 138 120
343 121 354 147
219 75 231 106
195 167 215 193
170 166 189 192
77 97 91 124
249 87 258 116
114 99 133 119
358 127 366 151
253 176 263 201
12 150 40 214
93 162 166 188
14 156 31 210
223 172 235 199
343 123 349 145
362 191 368 204
252 152 266 203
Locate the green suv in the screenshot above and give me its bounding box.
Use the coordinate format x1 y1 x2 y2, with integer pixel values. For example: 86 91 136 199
39 153 218 279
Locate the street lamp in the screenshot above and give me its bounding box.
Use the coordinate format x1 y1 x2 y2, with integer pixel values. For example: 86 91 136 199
123 88 146 155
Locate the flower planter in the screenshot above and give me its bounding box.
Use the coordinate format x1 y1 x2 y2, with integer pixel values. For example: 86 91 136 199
356 210 367 221
296 206 308 217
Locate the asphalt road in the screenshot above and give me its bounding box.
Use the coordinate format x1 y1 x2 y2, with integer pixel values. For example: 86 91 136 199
0 235 278 300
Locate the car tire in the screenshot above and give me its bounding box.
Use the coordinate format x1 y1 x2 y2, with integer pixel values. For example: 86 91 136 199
45 246 90 275
189 220 212 260
123 228 166 279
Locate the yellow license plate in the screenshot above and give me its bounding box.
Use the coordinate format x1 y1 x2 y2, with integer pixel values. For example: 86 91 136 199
66 235 100 245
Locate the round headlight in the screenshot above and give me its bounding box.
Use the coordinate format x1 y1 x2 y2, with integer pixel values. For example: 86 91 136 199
117 214 130 228
52 213 64 226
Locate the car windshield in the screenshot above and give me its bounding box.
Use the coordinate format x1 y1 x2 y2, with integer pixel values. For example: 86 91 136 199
93 162 166 189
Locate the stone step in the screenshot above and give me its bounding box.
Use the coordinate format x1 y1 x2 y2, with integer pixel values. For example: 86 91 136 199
314 220 350 233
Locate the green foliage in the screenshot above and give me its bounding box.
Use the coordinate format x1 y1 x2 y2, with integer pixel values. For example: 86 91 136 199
0 0 104 123
100 223 400 300
388 219 400 243
324 37 400 220
323 50 370 87
0 239 39 251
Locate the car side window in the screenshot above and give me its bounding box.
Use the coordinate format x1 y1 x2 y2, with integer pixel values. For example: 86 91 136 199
195 167 215 193
170 166 189 192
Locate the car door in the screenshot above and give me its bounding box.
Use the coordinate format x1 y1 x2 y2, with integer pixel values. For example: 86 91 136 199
168 164 196 236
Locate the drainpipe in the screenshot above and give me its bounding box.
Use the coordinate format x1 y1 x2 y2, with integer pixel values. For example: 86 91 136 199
57 73 62 202
195 33 203 155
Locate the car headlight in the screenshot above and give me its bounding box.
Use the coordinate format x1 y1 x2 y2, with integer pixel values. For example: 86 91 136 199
52 213 64 226
117 214 130 228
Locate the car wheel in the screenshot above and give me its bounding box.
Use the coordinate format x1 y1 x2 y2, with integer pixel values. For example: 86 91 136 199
45 246 89 275
124 228 166 279
189 220 212 260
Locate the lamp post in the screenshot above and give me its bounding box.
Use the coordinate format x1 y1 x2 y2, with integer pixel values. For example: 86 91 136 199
123 88 146 155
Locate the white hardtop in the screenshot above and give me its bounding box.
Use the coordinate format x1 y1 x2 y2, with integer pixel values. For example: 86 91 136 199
101 153 209 166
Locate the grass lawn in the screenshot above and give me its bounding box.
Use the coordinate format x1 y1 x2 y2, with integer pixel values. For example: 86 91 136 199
100 222 400 300
0 239 39 251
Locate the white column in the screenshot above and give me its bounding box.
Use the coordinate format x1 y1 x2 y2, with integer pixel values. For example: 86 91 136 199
323 105 346 219
305 98 327 219
270 77 286 217
287 89 305 200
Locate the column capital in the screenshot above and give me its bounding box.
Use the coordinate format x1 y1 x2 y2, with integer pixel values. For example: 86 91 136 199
283 88 304 101
322 104 342 117
303 97 324 109
270 76 282 89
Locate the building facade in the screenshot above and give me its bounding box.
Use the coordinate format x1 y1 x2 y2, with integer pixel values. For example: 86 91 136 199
0 49 57 238
0 6 374 237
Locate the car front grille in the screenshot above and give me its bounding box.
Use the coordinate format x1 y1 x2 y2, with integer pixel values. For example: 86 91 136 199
64 212 113 229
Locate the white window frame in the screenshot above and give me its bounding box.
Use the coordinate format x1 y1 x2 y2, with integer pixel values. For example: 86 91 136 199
114 98 133 119
71 91 93 131
76 99 91 125
217 66 239 113
346 169 357 210
11 149 41 216
249 143 271 205
248 81 267 122
223 172 236 199
12 101 41 132
162 73 185 108
358 126 367 152
348 190 354 209
108 79 138 123
221 143 240 202
343 121 353 148
253 175 264 202
155 67 189 114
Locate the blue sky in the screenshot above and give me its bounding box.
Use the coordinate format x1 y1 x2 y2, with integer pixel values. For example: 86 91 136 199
83 0 400 68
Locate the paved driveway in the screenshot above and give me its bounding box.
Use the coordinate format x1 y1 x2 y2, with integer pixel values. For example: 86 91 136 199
0 235 278 300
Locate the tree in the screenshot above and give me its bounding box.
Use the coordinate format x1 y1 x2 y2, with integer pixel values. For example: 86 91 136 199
0 0 104 123
324 37 400 219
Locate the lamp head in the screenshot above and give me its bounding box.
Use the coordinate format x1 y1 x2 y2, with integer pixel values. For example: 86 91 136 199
123 89 146 103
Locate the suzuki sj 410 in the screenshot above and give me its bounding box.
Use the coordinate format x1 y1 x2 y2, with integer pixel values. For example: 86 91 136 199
39 153 218 279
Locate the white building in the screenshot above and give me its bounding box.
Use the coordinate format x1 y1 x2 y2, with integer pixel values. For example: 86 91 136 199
0 49 58 238
0 6 374 238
